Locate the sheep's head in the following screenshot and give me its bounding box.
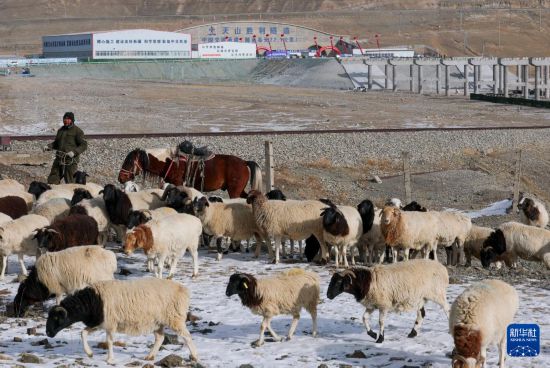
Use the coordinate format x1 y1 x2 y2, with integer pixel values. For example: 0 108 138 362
123 180 140 193
71 188 93 206
480 229 506 268
517 197 539 221
192 197 209 215
266 189 286 201
127 210 151 229
246 190 264 205
226 273 262 307
13 267 51 317
73 171 89 184
33 228 58 250
124 225 152 254
46 305 70 337
207 196 224 203
385 197 402 208
320 199 349 237
100 184 118 202
327 269 356 300
381 206 401 226
357 199 375 233
28 181 51 199
402 201 427 212
123 232 138 255
452 325 483 367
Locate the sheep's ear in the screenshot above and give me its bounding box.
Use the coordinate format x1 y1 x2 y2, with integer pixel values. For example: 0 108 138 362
46 228 60 235
99 189 104 194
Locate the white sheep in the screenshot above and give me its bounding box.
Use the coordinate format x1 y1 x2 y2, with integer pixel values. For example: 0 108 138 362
13 246 117 316
518 197 549 228
327 259 450 343
246 191 327 264
481 221 550 269
463 225 494 266
0 213 12 226
450 279 518 368
35 183 103 206
127 207 178 230
435 211 472 265
0 214 49 279
0 178 25 192
124 213 202 278
357 207 385 264
226 268 320 347
32 197 71 223
123 180 141 192
192 196 268 261
46 277 198 364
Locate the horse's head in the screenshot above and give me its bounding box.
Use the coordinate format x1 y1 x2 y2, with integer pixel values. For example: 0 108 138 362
118 149 149 183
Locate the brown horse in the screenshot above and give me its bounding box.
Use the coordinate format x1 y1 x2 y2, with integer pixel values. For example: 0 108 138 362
118 148 263 198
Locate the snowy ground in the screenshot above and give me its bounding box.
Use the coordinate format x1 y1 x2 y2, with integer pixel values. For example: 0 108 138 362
0 242 548 368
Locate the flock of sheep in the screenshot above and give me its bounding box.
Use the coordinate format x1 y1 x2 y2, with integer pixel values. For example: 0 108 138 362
0 173 549 367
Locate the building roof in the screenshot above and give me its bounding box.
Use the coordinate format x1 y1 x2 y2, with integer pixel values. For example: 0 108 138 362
43 29 185 37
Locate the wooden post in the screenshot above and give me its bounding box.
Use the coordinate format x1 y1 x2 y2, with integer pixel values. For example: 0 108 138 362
512 149 523 212
402 151 412 204
264 141 274 193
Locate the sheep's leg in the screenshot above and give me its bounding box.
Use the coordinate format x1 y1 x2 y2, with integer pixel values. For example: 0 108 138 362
173 320 198 361
0 255 7 280
105 330 115 365
407 304 426 338
376 309 387 343
215 237 224 261
309 306 318 337
287 313 300 340
343 245 350 268
252 318 268 347
281 239 287 258
144 326 164 360
392 248 398 263
266 317 283 342
480 346 488 368
273 237 283 264
18 254 28 276
299 240 303 259
190 248 199 278
498 337 506 367
81 327 94 357
289 239 295 258
333 246 340 268
362 309 377 340
403 248 410 262
146 257 154 273
156 255 166 279
166 256 178 279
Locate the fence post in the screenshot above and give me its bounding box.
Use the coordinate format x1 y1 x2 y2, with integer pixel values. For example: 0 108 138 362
512 149 523 212
402 151 412 204
264 141 274 193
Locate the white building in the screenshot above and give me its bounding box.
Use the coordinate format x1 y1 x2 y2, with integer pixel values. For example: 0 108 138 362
198 42 256 59
42 29 191 60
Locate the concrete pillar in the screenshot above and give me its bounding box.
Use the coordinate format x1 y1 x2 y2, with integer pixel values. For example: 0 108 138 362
392 65 397 92
523 65 529 99
473 65 479 94
535 66 540 101
517 64 521 85
384 64 389 90
418 65 423 94
409 65 414 92
368 64 373 90
546 65 550 99
445 65 450 96
503 65 509 97
436 64 440 94
464 64 469 96
499 65 504 94
493 64 499 94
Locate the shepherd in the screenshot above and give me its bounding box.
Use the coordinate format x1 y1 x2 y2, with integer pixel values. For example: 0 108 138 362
44 112 88 184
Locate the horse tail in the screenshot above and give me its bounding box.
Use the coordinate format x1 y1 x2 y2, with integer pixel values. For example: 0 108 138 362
246 160 263 192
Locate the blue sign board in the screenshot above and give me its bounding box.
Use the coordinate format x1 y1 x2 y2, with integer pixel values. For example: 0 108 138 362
507 324 540 357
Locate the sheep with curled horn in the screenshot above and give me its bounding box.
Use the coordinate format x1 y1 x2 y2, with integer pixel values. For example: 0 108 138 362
327 259 450 343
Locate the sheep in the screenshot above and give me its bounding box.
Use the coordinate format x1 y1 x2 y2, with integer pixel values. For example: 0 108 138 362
435 211 472 266
266 189 303 259
356 200 385 264
246 190 327 264
0 188 34 210
31 197 71 223
463 225 494 267
191 197 265 261
158 184 204 214
480 221 550 269
0 178 25 192
46 277 198 364
70 189 111 245
124 213 202 278
450 279 518 368
123 180 141 192
517 197 549 228
226 268 320 347
0 195 29 219
29 181 103 206
0 214 49 279
0 213 12 225
12 246 117 317
327 259 450 343
73 171 89 184
101 184 164 239
33 214 99 252
320 199 364 268
127 207 178 229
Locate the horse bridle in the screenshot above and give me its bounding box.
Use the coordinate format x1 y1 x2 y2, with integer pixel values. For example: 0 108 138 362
120 156 143 180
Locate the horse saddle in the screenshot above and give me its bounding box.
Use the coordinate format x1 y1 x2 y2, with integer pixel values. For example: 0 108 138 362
177 141 214 161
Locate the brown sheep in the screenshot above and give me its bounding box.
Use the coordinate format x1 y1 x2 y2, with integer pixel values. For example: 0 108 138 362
34 214 99 252
0 196 28 219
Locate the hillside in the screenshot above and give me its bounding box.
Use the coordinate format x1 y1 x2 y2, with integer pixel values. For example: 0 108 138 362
0 0 549 57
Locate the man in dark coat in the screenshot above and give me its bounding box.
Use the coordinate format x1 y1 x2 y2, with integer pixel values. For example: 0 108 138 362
45 112 88 184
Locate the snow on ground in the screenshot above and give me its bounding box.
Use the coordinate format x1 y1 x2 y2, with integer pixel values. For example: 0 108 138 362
444 199 512 219
0 245 548 368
